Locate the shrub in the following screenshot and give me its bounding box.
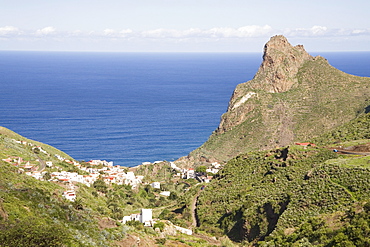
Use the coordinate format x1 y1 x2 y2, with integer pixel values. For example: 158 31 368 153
0 217 75 246
153 221 165 232
155 238 167 245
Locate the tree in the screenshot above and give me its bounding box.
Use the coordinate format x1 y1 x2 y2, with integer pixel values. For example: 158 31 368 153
72 197 83 210
43 172 51 181
93 179 108 193
196 166 207 174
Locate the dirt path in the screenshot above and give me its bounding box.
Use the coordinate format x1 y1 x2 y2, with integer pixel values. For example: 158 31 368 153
190 189 202 228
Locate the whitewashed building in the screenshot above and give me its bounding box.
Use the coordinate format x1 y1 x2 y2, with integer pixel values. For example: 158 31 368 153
160 191 171 197
122 208 153 226
151 182 161 189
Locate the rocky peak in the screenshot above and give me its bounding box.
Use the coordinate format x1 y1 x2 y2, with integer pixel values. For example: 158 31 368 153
251 35 313 93
182 35 370 167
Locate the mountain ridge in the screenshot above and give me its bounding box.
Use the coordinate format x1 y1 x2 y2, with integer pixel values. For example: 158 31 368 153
180 35 370 166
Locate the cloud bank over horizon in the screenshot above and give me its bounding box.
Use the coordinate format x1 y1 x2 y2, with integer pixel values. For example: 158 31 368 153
1 24 370 52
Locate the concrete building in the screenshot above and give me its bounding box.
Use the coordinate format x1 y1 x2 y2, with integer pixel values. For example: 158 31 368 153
151 182 161 189
140 208 153 225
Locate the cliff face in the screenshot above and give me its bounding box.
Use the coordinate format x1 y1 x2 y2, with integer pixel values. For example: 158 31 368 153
217 35 313 135
250 35 313 93
181 35 370 165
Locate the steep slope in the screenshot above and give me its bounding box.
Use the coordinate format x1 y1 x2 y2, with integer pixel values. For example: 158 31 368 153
0 127 225 246
0 127 119 246
185 35 370 165
196 112 370 245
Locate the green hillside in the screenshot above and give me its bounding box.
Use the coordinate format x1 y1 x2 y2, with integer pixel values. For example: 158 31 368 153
2 116 370 246
0 127 126 246
196 113 370 246
0 126 225 246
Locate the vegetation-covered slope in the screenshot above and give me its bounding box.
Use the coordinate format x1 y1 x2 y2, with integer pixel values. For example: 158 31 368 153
196 113 370 246
0 126 224 246
0 127 129 246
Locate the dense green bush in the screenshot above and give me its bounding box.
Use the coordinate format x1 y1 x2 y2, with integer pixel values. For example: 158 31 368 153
313 113 370 145
196 146 370 244
153 221 165 232
0 217 76 247
260 202 370 246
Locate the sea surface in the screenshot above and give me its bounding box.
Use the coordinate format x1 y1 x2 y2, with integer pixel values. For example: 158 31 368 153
1 51 369 167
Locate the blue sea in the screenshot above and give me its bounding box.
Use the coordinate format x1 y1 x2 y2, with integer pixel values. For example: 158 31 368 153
1 51 369 167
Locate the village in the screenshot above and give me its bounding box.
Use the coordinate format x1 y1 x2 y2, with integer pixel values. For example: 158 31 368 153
2 138 222 235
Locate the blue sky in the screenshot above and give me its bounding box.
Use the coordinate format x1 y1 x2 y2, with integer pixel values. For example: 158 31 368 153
1 0 369 52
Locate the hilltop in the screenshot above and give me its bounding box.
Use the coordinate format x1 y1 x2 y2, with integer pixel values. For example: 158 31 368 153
181 35 370 166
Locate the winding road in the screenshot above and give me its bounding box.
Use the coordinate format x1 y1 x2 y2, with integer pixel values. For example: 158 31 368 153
37 155 46 171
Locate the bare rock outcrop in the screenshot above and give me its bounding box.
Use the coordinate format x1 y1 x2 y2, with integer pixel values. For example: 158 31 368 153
251 35 313 93
217 35 313 134
182 35 370 166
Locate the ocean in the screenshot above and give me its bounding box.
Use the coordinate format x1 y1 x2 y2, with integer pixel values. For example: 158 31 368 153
1 51 369 167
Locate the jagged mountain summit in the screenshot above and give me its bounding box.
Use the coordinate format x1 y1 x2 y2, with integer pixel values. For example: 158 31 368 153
182 35 370 165
248 35 313 94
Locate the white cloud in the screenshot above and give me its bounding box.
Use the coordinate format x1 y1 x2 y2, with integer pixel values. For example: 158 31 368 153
310 25 328 35
1 25 370 52
119 29 133 36
139 25 272 39
351 29 370 35
36 26 56 36
2 25 369 41
103 29 116 35
283 26 370 38
283 26 327 37
142 28 178 38
0 26 21 36
206 25 272 38
102 28 134 38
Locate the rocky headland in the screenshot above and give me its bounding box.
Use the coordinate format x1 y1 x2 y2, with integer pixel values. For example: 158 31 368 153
179 35 370 166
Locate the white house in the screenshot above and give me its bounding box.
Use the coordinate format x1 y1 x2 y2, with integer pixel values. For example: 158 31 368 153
186 169 195 179
206 168 219 174
63 190 76 202
126 172 136 180
140 209 153 226
122 208 153 226
212 162 221 169
122 216 132 224
160 191 171 197
151 182 161 189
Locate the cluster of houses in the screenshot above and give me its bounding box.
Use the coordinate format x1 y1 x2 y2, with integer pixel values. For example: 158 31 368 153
6 139 222 204
170 161 221 183
45 160 146 201
4 139 148 201
12 139 49 155
2 154 146 201
48 160 145 188
3 139 227 236
150 181 171 197
121 208 193 235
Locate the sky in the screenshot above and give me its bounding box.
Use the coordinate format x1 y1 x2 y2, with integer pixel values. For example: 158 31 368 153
1 0 370 52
